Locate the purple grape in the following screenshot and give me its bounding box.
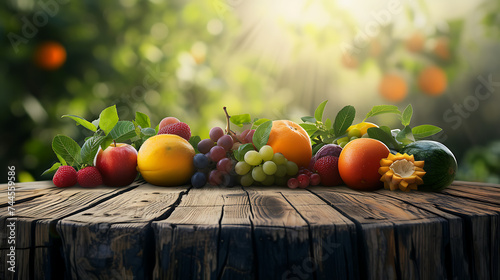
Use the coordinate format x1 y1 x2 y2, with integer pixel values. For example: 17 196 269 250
209 127 224 142
208 170 223 186
217 135 234 151
191 172 207 188
209 146 226 162
193 153 209 169
287 177 299 189
198 138 215 154
216 158 233 174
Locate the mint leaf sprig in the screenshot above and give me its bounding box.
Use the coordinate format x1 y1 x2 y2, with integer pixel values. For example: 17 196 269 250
302 101 444 155
300 100 357 154
43 105 154 176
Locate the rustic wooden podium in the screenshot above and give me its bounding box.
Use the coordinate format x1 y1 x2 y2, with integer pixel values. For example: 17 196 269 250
1 180 499 279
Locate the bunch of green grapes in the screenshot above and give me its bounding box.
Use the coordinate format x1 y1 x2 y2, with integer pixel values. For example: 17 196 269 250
235 145 299 186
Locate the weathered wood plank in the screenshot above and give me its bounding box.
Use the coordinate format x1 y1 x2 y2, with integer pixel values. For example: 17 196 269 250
1 248 30 280
0 180 65 208
280 190 359 280
309 186 449 280
57 184 187 279
376 189 470 279
153 186 254 280
218 205 253 280
0 181 142 279
442 183 500 205
244 187 313 280
178 186 249 207
153 206 223 279
379 189 500 280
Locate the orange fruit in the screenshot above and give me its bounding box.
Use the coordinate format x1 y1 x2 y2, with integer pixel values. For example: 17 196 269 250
405 32 425 53
433 37 450 61
34 41 66 70
378 74 408 103
338 138 390 191
267 120 312 168
137 134 195 186
417 66 447 96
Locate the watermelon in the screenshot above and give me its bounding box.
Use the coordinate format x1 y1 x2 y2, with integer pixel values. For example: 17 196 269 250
400 140 457 191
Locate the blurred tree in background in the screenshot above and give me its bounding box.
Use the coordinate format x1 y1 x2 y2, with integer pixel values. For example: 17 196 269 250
1 0 499 183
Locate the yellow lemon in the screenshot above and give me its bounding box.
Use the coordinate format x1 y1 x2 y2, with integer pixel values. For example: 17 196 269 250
347 122 379 136
137 134 195 186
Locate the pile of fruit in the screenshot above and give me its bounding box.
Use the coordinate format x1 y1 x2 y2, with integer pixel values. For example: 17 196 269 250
46 101 457 192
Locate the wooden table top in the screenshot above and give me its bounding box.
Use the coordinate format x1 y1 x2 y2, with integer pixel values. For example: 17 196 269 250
1 180 499 280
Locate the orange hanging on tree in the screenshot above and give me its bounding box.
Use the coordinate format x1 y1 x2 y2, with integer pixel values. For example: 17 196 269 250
417 66 447 96
34 41 67 70
378 73 408 103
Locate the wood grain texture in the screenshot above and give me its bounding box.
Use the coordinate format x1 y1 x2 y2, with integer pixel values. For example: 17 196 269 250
1 180 499 280
0 180 141 279
280 191 359 280
57 184 187 280
244 187 313 280
309 186 449 280
442 182 500 205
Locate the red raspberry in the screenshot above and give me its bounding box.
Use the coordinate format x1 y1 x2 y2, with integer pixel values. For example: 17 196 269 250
313 156 342 186
53 166 77 188
158 122 191 141
77 166 103 187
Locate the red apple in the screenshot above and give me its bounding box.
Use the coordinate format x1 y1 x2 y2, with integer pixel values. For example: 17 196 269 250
158 117 180 131
95 143 138 187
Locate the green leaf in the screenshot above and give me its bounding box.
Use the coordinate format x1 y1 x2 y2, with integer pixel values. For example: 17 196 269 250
41 162 61 176
314 100 328 122
189 136 201 153
135 112 151 128
379 126 392 135
363 105 401 121
325 118 332 129
109 121 137 142
141 127 156 137
100 135 114 151
99 105 119 135
396 126 415 145
155 124 159 134
412 125 442 139
52 135 82 167
333 105 356 136
61 115 97 132
92 118 99 129
301 116 316 123
252 118 271 129
56 154 67 166
252 120 273 150
80 136 105 166
401 104 413 126
367 127 401 151
233 143 255 162
299 123 319 137
230 114 252 127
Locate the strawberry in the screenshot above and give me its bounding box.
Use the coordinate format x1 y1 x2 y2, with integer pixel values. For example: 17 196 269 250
158 122 191 141
77 166 103 187
53 166 77 188
313 156 342 186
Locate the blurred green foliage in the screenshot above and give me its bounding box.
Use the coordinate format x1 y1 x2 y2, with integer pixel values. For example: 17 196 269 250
458 141 500 184
1 0 499 183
